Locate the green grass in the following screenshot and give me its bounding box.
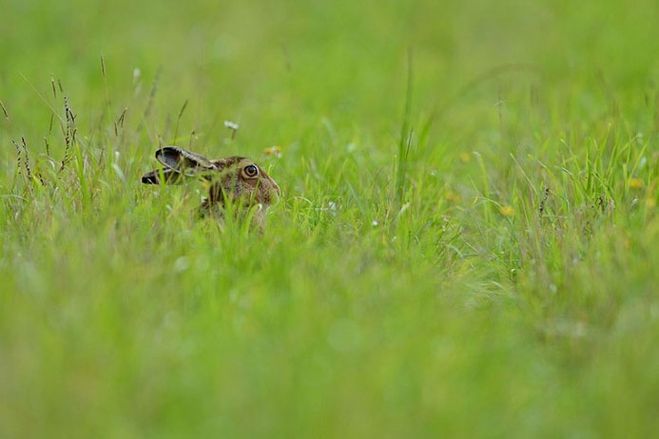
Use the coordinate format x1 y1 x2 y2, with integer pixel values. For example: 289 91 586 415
1 0 658 437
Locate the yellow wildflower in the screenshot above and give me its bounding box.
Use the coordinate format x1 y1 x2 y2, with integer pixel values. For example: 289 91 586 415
263 146 282 158
629 178 644 190
499 205 515 217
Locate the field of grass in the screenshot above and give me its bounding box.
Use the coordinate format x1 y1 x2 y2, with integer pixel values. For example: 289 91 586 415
1 0 658 437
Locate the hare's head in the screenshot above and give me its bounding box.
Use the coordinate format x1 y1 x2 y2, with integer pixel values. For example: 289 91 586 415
205 156 281 206
142 146 281 211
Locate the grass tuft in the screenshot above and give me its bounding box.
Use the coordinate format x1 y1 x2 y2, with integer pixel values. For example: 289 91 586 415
0 0 657 437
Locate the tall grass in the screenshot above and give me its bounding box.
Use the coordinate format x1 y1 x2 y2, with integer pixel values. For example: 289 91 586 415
0 0 657 437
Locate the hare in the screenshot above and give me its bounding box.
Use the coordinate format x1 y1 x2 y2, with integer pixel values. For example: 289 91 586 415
142 146 280 220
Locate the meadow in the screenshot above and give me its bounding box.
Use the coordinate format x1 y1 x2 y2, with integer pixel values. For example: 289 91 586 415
1 0 658 437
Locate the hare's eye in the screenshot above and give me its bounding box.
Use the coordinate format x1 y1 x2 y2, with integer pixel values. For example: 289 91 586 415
243 164 259 178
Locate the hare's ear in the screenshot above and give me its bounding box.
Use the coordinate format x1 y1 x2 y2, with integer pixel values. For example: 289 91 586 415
141 167 183 184
156 146 215 172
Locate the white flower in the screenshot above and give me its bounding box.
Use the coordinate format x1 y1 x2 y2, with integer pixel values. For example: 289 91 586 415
224 120 240 130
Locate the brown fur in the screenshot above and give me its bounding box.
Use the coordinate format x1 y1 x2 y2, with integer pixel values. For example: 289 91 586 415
142 147 280 219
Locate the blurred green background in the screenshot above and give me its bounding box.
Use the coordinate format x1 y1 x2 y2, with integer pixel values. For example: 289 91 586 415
1 0 658 437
